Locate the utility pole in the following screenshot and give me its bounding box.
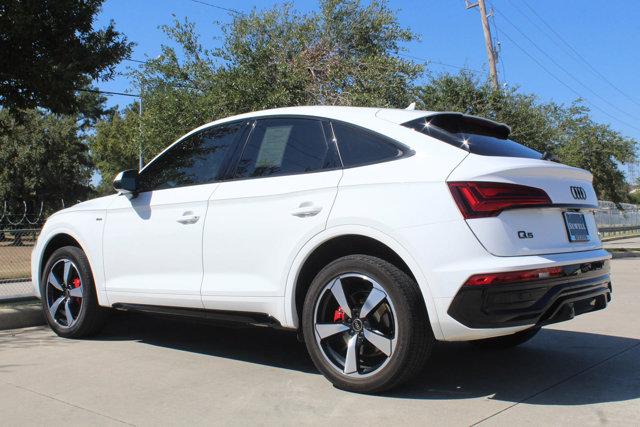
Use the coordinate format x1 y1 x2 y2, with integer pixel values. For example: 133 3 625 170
138 74 144 171
138 95 143 170
466 0 499 89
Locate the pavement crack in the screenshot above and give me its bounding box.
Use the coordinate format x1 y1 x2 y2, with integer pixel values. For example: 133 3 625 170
2 381 135 426
471 341 640 426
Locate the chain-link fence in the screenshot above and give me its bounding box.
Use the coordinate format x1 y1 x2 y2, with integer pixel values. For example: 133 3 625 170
0 199 639 302
594 201 640 237
0 230 40 300
0 229 39 300
1 202 48 301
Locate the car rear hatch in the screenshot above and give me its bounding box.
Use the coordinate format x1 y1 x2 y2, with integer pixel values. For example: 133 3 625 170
447 155 601 256
400 112 602 257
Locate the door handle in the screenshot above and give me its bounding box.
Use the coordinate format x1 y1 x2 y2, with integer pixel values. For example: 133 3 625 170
291 202 322 218
177 212 200 224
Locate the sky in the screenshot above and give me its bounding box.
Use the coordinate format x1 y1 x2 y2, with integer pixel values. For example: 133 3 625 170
94 0 640 180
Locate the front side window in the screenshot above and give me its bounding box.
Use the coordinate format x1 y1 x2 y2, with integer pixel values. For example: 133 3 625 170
138 122 244 192
235 118 338 178
331 121 406 167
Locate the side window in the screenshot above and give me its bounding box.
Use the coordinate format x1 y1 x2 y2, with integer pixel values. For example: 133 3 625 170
332 121 405 167
138 122 244 192
235 118 338 178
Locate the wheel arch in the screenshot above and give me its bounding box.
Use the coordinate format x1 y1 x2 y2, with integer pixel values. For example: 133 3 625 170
34 227 108 306
39 233 83 284
284 226 443 339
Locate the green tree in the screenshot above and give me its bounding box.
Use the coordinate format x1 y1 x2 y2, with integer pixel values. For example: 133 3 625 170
91 0 637 204
554 103 636 202
417 73 637 203
417 72 558 154
629 182 640 205
212 0 421 111
0 0 132 115
91 104 141 194
92 0 421 184
0 109 93 206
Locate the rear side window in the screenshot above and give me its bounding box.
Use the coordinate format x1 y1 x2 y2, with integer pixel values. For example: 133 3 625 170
402 116 542 159
332 122 405 167
138 122 243 192
235 118 338 178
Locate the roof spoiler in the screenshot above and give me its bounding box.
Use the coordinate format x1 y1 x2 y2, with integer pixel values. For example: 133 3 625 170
424 112 511 139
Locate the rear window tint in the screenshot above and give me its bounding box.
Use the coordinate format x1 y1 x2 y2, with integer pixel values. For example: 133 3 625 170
402 116 542 160
332 121 405 167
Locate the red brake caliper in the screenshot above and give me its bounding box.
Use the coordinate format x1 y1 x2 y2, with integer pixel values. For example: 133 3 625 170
333 307 345 322
72 278 81 304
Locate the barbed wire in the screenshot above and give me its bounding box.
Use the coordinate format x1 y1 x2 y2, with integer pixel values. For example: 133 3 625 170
0 200 71 229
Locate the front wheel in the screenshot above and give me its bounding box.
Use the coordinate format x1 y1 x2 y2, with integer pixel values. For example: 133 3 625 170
302 255 434 393
41 246 109 338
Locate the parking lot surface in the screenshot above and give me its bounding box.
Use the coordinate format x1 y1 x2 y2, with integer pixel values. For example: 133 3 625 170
1 259 638 426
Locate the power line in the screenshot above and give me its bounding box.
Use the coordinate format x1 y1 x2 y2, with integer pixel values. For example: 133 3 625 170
496 24 640 133
506 0 579 61
77 88 140 98
399 53 481 73
520 0 640 110
187 0 242 15
124 58 147 65
186 1 477 75
496 8 640 123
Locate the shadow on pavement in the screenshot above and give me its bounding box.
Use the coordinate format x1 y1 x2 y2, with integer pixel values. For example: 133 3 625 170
394 330 639 405
95 311 640 405
98 311 316 373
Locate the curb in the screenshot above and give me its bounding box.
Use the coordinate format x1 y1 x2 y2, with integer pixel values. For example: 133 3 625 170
0 299 45 330
601 234 640 242
610 251 640 259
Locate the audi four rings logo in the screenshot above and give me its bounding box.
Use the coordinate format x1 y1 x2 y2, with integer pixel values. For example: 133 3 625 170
570 186 587 200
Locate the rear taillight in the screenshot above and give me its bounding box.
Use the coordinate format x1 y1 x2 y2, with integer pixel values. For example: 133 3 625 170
448 181 551 219
465 266 563 286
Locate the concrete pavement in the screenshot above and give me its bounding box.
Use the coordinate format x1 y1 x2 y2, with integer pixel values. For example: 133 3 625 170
0 259 638 426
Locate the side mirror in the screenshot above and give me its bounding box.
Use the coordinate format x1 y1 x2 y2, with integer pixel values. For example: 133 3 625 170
113 169 139 195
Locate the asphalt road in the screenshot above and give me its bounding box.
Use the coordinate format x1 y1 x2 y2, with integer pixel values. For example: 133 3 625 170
1 259 638 426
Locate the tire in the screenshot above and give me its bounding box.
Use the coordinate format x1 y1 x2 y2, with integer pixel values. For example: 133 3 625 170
40 246 109 338
302 255 434 393
470 327 541 349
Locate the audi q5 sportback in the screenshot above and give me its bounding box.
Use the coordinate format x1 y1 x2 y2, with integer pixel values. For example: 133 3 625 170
32 106 612 392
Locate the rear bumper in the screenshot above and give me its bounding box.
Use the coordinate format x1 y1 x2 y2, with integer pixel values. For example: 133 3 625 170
447 260 611 329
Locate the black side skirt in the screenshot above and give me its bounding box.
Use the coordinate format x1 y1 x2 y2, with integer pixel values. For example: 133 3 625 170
112 303 290 330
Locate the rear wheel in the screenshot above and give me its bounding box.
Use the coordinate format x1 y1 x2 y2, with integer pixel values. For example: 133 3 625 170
302 255 433 393
41 246 109 338
470 327 541 349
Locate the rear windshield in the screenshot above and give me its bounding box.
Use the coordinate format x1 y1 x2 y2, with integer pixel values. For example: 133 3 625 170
402 116 542 159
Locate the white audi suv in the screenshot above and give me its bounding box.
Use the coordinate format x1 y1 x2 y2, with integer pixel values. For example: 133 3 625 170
32 106 612 392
